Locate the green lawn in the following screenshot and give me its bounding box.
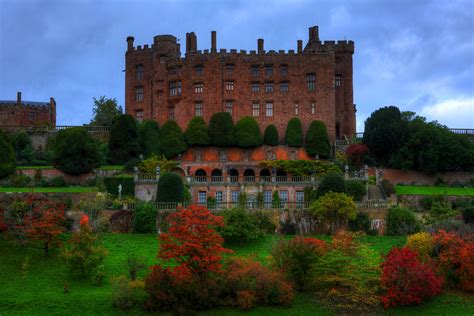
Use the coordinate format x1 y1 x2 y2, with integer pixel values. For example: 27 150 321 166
16 165 54 170
0 234 472 315
396 185 474 196
0 187 99 193
15 165 125 171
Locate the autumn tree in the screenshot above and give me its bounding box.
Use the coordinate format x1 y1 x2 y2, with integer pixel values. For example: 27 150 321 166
27 205 66 256
310 192 356 234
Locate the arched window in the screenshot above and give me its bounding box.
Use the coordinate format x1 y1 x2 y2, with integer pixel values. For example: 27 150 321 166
259 169 271 182
195 169 207 182
229 168 239 182
276 169 287 182
243 169 255 182
211 169 223 182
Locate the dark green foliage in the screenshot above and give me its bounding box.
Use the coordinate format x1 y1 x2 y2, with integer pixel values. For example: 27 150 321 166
316 173 347 198
8 174 31 187
264 125 279 146
285 118 303 147
133 203 156 233
424 201 458 225
386 206 420 236
53 127 100 175
304 187 318 203
462 205 474 224
345 180 366 201
158 121 187 159
259 160 341 177
156 172 184 202
184 116 211 146
363 106 407 165
305 120 330 158
95 140 109 166
234 117 263 148
104 176 135 197
209 112 234 146
253 210 276 234
138 120 160 158
381 179 395 196
50 176 67 187
279 218 297 235
272 190 281 208
419 195 445 211
90 96 123 126
109 114 140 164
0 129 16 178
349 212 371 233
219 208 263 244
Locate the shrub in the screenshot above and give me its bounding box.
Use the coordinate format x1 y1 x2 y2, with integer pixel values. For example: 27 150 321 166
346 143 369 167
209 112 234 146
133 202 156 233
104 176 135 197
419 195 445 211
50 176 67 187
0 129 16 178
380 247 443 308
27 205 66 256
156 172 184 202
234 117 263 148
252 210 276 234
316 173 346 198
381 179 395 196
345 180 366 201
138 120 160 158
406 232 434 261
9 173 32 187
219 208 263 245
386 206 420 236
424 201 459 225
463 205 474 224
331 230 360 255
272 236 327 290
137 155 178 175
285 118 303 147
126 252 147 281
158 120 187 159
111 276 147 311
310 192 356 234
108 114 140 164
62 215 107 282
348 212 371 234
184 116 210 146
264 125 279 146
305 120 330 158
223 257 294 309
279 217 297 235
53 127 100 174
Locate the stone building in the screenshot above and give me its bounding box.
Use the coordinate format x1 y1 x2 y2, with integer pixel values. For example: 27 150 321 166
125 25 356 142
0 92 56 128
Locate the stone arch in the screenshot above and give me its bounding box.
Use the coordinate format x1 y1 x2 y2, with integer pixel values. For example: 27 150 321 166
276 169 287 182
259 169 271 177
243 169 255 177
211 169 223 182
195 168 207 182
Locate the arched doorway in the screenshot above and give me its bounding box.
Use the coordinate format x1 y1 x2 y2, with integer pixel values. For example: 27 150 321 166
259 169 271 182
211 169 223 182
195 169 207 182
276 169 287 182
229 168 239 182
243 169 255 182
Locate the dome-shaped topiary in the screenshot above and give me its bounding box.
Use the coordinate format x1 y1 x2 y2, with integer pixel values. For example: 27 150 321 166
209 112 235 146
234 117 263 148
264 125 279 146
185 116 211 146
138 120 160 158
156 172 184 202
285 118 303 147
316 172 346 198
305 120 331 158
109 114 140 164
159 120 187 159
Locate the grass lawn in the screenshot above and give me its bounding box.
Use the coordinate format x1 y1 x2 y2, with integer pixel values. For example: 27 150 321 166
16 165 54 170
0 234 472 315
396 185 474 196
15 165 125 171
0 187 99 193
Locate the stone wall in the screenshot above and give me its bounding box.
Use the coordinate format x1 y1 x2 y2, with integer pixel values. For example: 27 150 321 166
370 168 474 186
15 168 123 185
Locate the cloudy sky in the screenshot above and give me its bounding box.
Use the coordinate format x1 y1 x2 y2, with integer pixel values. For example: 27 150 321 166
1 0 473 129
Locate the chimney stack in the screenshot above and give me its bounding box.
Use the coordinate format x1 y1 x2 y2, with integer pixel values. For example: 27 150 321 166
17 91 21 106
211 31 217 53
185 32 190 53
308 26 319 41
126 36 134 52
297 40 303 53
257 38 264 53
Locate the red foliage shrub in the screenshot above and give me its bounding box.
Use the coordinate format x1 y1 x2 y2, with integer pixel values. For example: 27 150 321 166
0 209 7 232
331 230 359 255
346 143 369 167
272 236 328 291
380 247 443 308
223 257 293 309
27 206 66 256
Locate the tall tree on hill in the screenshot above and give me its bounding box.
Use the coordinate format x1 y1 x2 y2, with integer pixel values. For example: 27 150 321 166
138 120 161 158
90 96 123 126
305 120 331 158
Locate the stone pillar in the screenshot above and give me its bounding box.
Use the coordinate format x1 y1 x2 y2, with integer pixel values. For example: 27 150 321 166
344 165 349 180
126 36 134 52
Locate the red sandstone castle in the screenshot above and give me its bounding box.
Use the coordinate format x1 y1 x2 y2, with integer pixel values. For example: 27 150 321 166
125 26 356 142
0 92 56 128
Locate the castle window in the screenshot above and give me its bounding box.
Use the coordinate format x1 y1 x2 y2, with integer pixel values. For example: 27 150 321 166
168 107 175 120
279 190 288 203
169 81 181 96
335 75 342 87
135 110 144 122
280 82 289 92
157 91 163 101
226 65 234 75
135 65 144 80
198 191 207 205
225 81 234 91
307 74 316 91
195 102 203 116
194 82 203 93
195 66 204 76
159 56 166 64
251 83 260 92
231 191 240 203
251 67 260 77
135 87 144 102
294 104 299 115
168 66 180 75
265 82 273 93
225 101 233 114
29 111 36 121
265 102 273 117
265 66 273 76
252 103 260 117
280 65 288 76
311 102 316 114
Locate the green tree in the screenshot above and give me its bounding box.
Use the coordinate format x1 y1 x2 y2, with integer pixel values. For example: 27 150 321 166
90 96 123 126
138 120 160 158
53 127 100 174
234 116 263 148
158 121 187 159
0 129 16 178
385 206 420 236
310 192 356 234
184 116 211 146
219 208 263 245
264 125 279 146
316 173 346 198
209 112 234 146
133 202 157 233
345 180 366 201
305 120 330 158
109 114 140 164
285 118 303 147
363 106 407 165
156 172 184 202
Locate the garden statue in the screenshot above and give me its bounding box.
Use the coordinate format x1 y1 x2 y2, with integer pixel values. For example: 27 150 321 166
118 184 122 199
156 165 161 177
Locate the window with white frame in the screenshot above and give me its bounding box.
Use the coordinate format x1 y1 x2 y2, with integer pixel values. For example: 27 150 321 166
195 102 203 116
252 102 260 117
198 191 207 204
135 65 144 80
226 65 234 75
251 83 260 92
135 110 144 122
251 67 259 77
265 102 273 117
265 66 273 76
231 191 240 203
194 82 203 93
311 102 316 114
296 191 304 207
135 87 144 102
169 81 181 96
265 82 273 93
225 80 234 91
307 74 316 91
263 191 272 207
280 82 289 92
215 191 224 207
294 103 299 115
279 191 288 203
335 75 342 87
225 101 233 114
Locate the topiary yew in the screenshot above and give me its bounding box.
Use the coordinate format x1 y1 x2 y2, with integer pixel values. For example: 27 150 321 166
285 118 303 147
234 117 263 148
138 120 160 158
305 120 330 158
158 120 187 159
156 172 184 202
209 112 234 146
109 114 140 164
264 125 279 146
184 116 211 146
316 173 346 198
0 129 16 178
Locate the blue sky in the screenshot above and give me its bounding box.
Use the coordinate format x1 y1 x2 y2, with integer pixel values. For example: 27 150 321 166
1 0 473 129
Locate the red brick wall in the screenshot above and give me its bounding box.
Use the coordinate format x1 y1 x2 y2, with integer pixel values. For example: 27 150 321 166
372 168 474 185
0 103 55 127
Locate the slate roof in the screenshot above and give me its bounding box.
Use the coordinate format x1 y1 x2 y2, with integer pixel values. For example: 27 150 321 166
0 100 50 107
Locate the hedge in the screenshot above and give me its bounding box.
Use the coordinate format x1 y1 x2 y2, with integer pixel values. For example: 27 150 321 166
285 118 303 147
264 125 279 146
158 120 187 159
156 172 184 202
138 120 160 158
234 117 263 148
209 112 234 146
104 176 135 197
109 114 140 164
184 116 211 146
305 120 330 158
0 129 16 178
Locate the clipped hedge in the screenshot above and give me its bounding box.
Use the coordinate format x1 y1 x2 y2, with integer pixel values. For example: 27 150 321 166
104 176 135 197
109 114 140 164
156 172 184 202
184 116 211 146
264 125 279 146
305 120 330 158
0 129 16 178
138 120 160 158
209 112 234 146
259 160 341 177
234 117 263 148
159 120 187 159
285 118 303 147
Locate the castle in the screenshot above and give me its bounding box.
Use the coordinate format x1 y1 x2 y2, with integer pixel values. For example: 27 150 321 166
125 26 356 142
0 92 56 128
